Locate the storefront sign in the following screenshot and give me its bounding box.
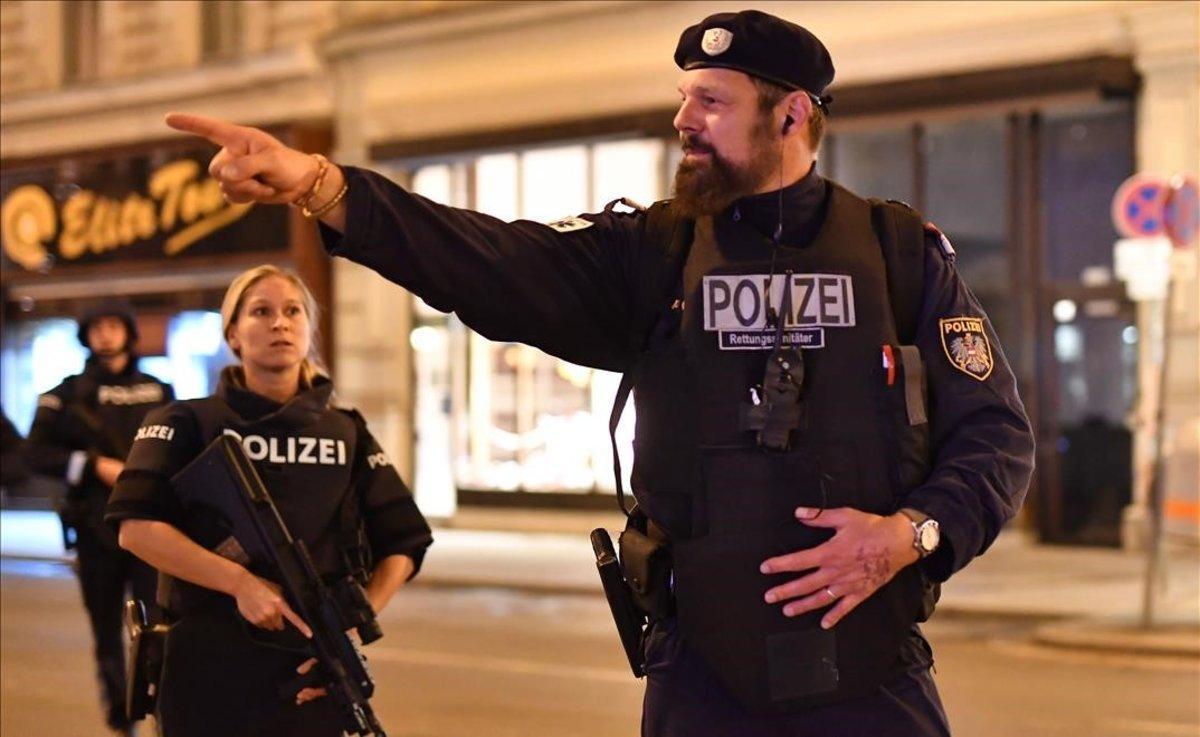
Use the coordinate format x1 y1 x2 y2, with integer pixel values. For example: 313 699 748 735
1 149 287 273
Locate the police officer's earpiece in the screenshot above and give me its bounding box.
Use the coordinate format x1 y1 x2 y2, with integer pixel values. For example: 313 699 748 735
782 115 795 136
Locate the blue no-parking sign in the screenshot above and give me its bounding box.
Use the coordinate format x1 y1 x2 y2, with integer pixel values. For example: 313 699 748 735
1111 174 1170 238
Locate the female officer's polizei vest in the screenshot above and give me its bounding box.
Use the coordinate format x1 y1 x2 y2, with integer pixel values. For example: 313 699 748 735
159 382 365 618
631 182 931 714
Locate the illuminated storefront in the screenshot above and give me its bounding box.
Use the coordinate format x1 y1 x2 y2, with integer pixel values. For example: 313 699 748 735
0 131 331 502
390 138 674 508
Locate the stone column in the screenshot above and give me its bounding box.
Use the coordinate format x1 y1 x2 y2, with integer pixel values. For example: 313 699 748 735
327 55 419 491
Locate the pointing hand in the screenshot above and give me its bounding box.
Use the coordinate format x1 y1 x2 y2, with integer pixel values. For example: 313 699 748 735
165 112 321 206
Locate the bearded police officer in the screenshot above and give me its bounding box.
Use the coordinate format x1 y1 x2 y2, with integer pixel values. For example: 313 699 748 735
168 9 1034 735
25 299 173 734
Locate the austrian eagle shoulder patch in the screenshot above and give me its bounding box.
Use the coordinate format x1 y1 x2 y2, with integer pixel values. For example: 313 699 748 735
940 316 993 381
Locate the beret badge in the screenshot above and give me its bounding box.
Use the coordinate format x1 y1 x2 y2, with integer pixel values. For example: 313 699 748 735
701 27 733 56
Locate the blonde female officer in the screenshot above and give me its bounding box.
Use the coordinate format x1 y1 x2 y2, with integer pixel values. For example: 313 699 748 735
107 264 432 737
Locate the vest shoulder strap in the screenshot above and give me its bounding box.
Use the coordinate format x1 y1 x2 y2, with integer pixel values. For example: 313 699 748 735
608 200 693 516
183 396 229 437
867 198 927 345
335 406 372 580
633 200 694 354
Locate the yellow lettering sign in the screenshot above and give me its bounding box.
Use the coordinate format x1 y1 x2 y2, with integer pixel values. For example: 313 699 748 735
58 190 94 259
149 159 199 231
0 184 56 269
1 157 255 270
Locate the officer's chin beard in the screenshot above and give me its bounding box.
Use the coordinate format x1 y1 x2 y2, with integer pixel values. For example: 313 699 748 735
672 122 777 218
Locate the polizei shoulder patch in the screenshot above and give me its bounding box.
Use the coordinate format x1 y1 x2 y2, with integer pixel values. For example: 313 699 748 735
940 316 993 381
545 216 594 233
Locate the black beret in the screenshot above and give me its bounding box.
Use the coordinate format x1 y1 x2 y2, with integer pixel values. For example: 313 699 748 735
675 10 834 105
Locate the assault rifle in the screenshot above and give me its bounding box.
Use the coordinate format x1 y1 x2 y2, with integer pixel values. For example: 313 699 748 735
172 434 387 737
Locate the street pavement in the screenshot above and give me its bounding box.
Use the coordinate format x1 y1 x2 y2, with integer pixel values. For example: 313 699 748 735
423 508 1200 658
3 507 1198 655
1 559 1197 737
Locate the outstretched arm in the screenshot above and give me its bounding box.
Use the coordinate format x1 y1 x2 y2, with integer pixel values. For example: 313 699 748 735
166 112 647 371
165 112 349 231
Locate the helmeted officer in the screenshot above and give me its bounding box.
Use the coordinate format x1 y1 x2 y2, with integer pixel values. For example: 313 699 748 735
25 298 173 734
167 9 1035 735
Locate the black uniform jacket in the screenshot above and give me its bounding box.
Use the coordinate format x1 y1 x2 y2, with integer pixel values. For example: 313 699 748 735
26 357 173 512
319 165 1034 584
106 369 433 579
1 406 29 488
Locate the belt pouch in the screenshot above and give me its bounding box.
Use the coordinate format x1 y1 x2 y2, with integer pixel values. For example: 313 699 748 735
619 521 673 620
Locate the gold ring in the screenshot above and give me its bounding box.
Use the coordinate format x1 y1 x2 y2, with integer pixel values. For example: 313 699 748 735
824 587 837 601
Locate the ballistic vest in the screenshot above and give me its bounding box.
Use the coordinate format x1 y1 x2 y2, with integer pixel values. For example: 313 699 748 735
158 375 369 616
629 182 932 713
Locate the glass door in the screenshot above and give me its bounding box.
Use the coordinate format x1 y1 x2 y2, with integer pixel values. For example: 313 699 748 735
1034 103 1137 545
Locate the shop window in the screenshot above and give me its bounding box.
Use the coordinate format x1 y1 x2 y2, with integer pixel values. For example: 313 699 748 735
408 164 468 516
475 154 518 221
828 126 914 204
924 118 1009 290
1040 104 1134 284
593 139 665 210
0 319 86 434
1038 103 1137 545
521 145 588 223
401 137 663 497
145 310 231 400
923 116 1014 348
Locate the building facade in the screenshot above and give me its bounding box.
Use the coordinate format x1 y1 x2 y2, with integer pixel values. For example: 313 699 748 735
2 1 1196 546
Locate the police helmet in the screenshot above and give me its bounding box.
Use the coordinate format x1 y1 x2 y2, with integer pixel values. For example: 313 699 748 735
77 298 139 349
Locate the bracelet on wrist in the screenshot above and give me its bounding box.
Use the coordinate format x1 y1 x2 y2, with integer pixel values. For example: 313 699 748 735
291 154 329 209
303 180 349 219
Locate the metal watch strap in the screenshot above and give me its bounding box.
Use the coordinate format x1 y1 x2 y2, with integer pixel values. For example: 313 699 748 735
899 507 935 557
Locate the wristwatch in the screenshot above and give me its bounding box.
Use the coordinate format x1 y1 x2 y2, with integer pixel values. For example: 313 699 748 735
898 508 940 558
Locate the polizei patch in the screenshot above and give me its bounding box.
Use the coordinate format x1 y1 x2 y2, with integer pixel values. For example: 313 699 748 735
222 429 348 466
940 317 993 380
703 273 856 351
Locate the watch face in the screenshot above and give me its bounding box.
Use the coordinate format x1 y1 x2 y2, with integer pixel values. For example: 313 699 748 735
919 522 940 552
